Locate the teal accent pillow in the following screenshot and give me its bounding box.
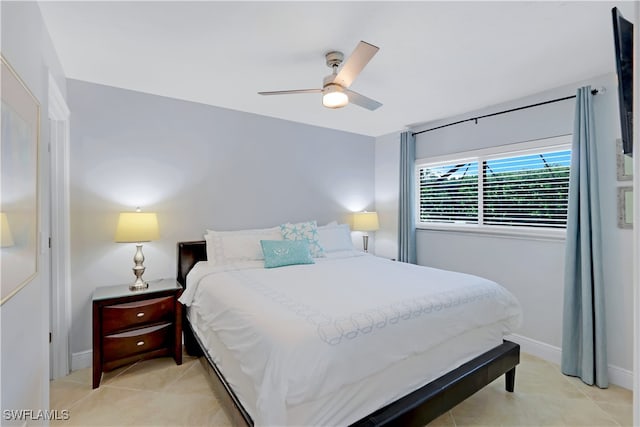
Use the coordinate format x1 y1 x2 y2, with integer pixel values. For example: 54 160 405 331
260 240 315 269
280 220 325 257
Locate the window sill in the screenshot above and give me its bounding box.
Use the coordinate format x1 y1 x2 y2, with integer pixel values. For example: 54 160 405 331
416 223 566 242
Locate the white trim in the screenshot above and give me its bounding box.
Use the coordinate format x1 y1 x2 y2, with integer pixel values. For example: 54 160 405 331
71 350 92 371
48 76 70 118
608 364 634 392
504 333 562 365
416 223 566 241
505 333 633 390
48 73 71 380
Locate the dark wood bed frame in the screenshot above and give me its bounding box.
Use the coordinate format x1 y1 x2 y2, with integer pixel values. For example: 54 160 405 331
177 240 520 426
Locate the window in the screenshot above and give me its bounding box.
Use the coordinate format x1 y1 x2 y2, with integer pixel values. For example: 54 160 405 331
416 136 572 236
418 161 479 224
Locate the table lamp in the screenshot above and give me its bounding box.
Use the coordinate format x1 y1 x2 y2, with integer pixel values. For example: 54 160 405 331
352 211 379 253
0 212 14 247
115 210 159 290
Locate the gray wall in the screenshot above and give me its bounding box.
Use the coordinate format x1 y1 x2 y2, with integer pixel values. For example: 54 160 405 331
1 1 67 419
375 73 633 380
67 79 375 356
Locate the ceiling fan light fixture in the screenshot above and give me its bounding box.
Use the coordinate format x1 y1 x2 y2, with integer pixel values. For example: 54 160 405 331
259 41 381 111
322 84 349 109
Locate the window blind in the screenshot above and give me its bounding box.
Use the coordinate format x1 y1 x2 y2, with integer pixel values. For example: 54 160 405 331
418 161 478 224
483 150 571 228
418 148 571 230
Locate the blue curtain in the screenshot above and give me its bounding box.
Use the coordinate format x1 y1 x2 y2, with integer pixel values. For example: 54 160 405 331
398 131 416 264
561 86 608 388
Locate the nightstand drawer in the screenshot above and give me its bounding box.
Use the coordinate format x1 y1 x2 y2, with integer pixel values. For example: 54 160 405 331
102 296 174 334
103 322 172 362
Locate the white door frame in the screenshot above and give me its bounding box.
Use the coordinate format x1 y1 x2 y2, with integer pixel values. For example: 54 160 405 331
48 73 71 379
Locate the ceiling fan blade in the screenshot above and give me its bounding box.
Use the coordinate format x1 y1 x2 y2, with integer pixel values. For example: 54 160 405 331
333 41 379 88
258 89 321 95
345 89 382 111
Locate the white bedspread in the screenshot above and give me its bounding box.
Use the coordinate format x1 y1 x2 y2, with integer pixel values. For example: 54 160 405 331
179 252 522 426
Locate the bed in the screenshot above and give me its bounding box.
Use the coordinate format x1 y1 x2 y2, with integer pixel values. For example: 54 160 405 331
177 225 522 426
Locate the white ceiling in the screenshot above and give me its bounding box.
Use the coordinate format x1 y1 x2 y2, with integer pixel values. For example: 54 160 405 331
38 1 634 137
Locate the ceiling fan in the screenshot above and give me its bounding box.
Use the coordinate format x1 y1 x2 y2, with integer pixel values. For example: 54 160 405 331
258 41 382 111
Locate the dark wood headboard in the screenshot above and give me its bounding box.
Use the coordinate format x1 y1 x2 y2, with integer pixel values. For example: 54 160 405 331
177 240 207 287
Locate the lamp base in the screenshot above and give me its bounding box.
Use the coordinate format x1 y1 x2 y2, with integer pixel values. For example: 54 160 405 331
129 275 149 291
129 244 149 291
362 234 369 253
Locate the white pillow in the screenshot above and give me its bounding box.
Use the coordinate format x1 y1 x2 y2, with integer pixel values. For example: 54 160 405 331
316 223 354 253
205 227 282 265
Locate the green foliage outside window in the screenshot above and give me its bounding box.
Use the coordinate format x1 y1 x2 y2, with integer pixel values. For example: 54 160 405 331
419 150 571 228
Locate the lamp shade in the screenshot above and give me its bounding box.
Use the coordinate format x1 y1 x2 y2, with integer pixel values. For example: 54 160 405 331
352 211 379 232
0 212 14 247
115 212 159 243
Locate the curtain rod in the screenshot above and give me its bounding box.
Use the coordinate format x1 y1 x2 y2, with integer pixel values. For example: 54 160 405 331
412 88 600 137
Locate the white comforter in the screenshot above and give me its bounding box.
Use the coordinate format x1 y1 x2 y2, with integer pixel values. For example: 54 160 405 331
179 252 522 426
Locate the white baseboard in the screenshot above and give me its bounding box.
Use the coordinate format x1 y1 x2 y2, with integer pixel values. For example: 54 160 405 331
71 350 92 371
505 333 632 390
72 335 633 390
504 333 562 365
608 364 634 391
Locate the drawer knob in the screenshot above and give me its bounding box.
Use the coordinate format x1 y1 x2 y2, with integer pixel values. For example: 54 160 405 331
136 341 145 346
136 312 145 318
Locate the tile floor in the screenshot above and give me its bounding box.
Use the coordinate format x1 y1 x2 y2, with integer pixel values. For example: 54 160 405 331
50 352 632 426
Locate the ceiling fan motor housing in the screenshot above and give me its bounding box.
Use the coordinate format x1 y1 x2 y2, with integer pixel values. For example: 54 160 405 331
325 51 344 69
323 74 341 89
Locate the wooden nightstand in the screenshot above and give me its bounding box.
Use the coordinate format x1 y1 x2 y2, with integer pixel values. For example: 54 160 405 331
92 278 183 388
